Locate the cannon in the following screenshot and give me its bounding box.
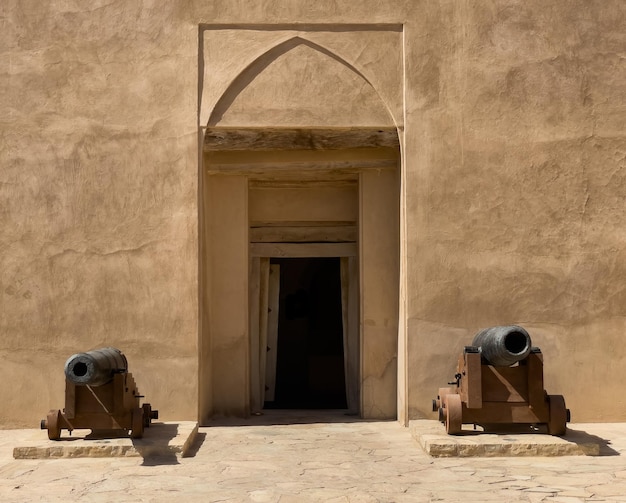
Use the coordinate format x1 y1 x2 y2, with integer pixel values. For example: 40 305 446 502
433 326 569 435
41 347 158 440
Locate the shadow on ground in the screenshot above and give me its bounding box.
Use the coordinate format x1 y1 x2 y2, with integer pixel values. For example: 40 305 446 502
565 428 620 456
205 409 390 427
131 422 180 466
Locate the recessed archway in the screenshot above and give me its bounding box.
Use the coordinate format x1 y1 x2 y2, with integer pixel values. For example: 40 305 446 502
207 36 397 128
199 34 401 424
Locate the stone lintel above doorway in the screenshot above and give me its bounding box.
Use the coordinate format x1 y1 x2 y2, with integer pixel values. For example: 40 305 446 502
204 147 398 176
204 127 400 151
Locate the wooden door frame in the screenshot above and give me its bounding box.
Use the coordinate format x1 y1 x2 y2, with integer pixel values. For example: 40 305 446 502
200 129 401 423
248 245 359 414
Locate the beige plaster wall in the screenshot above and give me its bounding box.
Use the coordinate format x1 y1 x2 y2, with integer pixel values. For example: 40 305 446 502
249 186 358 223
360 169 400 419
201 27 403 128
402 0 626 422
2 0 625 427
1 1 200 427
201 175 249 422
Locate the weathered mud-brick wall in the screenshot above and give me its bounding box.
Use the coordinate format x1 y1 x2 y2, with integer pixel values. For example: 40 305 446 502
0 0 624 427
0 1 199 427
404 1 626 421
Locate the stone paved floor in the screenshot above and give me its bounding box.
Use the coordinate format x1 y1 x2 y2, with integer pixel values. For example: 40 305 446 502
1 412 626 502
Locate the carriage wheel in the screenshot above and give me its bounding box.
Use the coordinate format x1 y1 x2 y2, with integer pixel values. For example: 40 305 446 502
142 403 153 428
547 394 567 436
46 410 62 440
444 394 463 435
130 408 145 439
436 387 456 411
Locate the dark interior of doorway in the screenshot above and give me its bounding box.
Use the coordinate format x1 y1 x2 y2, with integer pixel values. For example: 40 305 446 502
265 257 347 409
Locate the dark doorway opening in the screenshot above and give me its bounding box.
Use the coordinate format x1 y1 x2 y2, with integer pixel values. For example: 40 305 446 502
265 257 347 409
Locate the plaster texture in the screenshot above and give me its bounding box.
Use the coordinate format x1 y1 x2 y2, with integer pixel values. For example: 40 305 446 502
1 0 625 427
201 28 403 127
402 0 626 423
1 0 201 427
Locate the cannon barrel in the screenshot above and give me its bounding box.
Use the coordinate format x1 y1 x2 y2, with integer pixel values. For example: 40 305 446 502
64 347 128 386
471 325 532 366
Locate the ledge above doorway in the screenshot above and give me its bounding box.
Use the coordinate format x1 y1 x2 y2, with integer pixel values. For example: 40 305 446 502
203 127 400 151
203 127 400 177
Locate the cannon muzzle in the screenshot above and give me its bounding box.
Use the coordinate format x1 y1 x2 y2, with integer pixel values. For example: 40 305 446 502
64 347 128 386
471 325 532 366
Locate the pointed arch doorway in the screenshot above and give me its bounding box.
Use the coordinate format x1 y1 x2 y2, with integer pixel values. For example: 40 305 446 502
198 32 402 423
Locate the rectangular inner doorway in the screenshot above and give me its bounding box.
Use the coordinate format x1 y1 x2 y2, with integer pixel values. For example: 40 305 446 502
265 257 347 409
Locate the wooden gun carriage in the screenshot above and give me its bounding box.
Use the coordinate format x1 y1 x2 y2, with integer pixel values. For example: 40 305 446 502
41 347 158 440
433 326 569 435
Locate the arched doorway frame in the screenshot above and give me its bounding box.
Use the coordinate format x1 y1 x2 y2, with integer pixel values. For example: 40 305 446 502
198 31 404 424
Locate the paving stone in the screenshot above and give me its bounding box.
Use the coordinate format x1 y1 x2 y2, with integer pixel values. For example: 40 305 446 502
0 418 625 502
550 497 588 503
523 486 562 493
431 489 517 501
586 481 626 497
558 489 594 498
525 494 554 503
533 474 604 487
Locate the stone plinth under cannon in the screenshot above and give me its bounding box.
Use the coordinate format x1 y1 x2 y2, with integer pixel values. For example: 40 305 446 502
41 347 158 440
433 326 569 435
